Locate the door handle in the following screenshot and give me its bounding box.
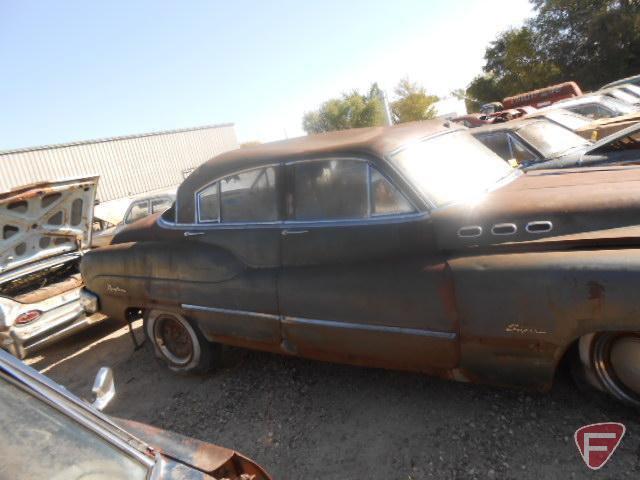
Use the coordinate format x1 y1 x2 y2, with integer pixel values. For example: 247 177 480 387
184 231 205 237
281 229 308 236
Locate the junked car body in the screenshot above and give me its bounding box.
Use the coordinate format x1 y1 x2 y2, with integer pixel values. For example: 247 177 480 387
601 73 640 90
81 120 640 406
92 186 176 248
0 177 109 359
475 119 640 170
550 94 639 120
0 348 270 479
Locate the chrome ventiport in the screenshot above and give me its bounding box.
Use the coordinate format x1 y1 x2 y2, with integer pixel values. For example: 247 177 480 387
457 226 483 238
526 221 553 233
491 223 517 236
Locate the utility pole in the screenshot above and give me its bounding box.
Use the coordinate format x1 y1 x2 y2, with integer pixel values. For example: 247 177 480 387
381 90 393 126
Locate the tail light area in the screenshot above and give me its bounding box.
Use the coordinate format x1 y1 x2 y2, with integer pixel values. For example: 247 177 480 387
15 310 42 325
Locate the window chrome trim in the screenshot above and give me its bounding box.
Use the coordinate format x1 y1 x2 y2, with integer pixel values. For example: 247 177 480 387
162 157 422 229
287 156 417 221
159 210 429 230
194 163 280 224
282 316 457 340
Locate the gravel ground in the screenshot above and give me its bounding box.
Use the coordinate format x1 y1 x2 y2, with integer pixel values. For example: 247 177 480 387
28 320 640 480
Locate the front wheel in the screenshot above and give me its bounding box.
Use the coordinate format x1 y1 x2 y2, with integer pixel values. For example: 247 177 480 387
144 310 218 373
575 332 640 407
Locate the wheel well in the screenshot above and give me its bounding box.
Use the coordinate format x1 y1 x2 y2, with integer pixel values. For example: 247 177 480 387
553 337 580 384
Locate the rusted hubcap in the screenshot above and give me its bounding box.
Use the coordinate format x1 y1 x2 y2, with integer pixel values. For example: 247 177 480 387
154 315 194 365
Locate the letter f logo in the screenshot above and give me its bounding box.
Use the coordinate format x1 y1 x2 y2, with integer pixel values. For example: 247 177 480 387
575 423 625 470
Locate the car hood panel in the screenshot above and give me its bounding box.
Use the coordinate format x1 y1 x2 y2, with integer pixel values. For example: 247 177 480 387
0 177 98 277
434 166 640 249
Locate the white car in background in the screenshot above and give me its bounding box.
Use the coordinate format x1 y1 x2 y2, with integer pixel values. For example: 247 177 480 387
0 177 108 359
550 93 639 119
92 186 176 248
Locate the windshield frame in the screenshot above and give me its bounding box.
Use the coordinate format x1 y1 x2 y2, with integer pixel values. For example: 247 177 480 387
388 129 521 210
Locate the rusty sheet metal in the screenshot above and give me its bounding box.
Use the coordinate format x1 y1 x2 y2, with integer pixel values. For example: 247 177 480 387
114 418 270 480
0 176 98 277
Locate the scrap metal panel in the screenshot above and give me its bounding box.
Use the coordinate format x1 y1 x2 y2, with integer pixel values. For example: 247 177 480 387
0 124 238 202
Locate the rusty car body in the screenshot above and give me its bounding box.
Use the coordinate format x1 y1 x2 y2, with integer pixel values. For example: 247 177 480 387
502 81 582 109
80 120 640 406
0 348 270 479
0 177 109 358
474 119 640 170
574 111 640 141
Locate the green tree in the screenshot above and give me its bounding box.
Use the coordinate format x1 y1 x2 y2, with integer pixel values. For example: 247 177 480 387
391 78 439 123
466 0 640 106
302 83 386 134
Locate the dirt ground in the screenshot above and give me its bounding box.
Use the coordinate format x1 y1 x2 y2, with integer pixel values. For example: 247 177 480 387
27 319 640 480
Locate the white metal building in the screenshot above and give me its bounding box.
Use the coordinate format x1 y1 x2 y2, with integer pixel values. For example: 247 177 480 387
0 124 238 203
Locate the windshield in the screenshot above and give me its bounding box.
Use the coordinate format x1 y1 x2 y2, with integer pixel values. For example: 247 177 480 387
543 110 591 130
600 96 637 114
516 120 590 157
391 130 515 207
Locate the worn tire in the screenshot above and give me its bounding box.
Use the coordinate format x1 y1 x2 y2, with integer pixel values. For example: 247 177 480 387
574 332 640 407
144 309 218 374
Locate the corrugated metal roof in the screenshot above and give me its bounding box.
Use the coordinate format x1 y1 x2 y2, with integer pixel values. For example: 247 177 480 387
0 123 238 202
0 123 234 155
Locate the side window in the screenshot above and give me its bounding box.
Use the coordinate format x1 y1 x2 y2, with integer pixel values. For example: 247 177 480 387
197 183 220 222
151 197 173 214
220 167 277 222
508 135 539 165
125 200 149 224
370 169 413 216
289 159 414 221
291 160 368 220
475 133 511 161
197 167 278 223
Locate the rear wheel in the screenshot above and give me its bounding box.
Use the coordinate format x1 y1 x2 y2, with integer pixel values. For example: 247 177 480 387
576 333 640 407
144 310 218 373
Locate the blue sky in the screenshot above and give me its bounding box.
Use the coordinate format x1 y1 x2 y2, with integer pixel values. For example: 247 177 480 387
0 1 532 150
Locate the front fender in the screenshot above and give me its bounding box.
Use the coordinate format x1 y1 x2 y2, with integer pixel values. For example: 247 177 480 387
449 248 640 390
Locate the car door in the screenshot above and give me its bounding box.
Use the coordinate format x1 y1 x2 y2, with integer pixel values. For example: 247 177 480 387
180 165 284 345
278 157 459 372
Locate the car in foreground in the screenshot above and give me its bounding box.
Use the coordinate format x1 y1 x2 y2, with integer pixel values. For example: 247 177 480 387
81 120 640 406
0 177 109 359
92 187 176 248
0 348 270 479
474 119 640 170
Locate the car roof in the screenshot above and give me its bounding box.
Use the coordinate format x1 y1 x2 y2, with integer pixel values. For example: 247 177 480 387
175 120 459 223
601 74 640 90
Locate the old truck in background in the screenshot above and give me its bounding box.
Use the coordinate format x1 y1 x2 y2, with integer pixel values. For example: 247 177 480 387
80 120 640 407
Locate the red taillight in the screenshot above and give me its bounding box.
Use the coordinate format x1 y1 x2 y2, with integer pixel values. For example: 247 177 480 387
15 310 41 325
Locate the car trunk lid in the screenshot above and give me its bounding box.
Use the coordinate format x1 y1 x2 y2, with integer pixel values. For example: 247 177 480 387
0 177 98 277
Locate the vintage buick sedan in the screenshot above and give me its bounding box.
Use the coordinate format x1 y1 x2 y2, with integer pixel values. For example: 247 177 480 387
81 120 640 406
